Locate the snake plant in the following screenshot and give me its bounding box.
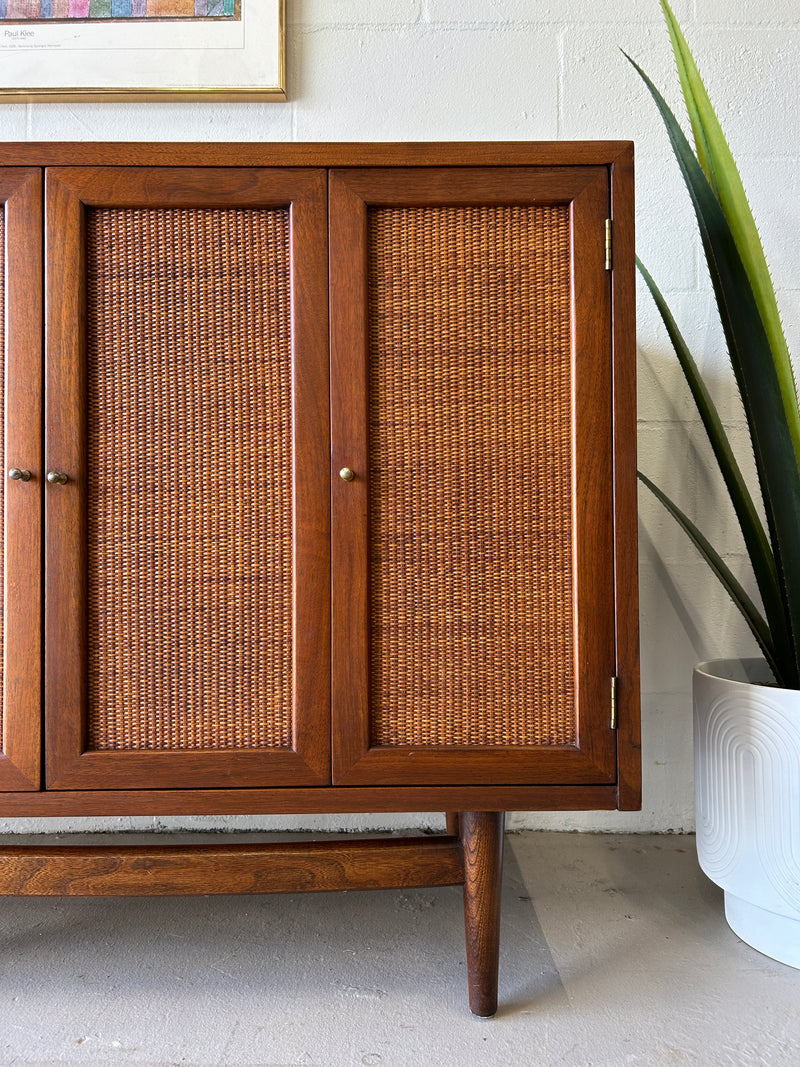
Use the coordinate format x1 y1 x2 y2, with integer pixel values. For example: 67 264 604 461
630 0 800 688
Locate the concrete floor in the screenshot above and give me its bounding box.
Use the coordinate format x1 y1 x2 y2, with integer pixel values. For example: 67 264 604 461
0 831 798 1066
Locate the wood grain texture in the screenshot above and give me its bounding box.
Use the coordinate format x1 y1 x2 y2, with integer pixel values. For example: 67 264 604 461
329 168 372 783
44 168 92 789
329 165 609 207
445 813 460 836
0 169 43 792
0 142 635 169
0 837 464 896
609 144 642 811
461 811 505 1017
0 784 619 817
330 166 618 787
44 166 322 209
0 141 638 813
569 166 618 779
44 167 331 791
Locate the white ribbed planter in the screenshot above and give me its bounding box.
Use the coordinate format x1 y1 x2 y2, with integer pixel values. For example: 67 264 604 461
694 659 800 968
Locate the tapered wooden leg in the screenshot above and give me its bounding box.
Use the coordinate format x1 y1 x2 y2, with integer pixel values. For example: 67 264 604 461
445 812 460 836
460 810 505 1017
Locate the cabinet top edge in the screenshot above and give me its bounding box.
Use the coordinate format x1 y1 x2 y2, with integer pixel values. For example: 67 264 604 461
0 140 634 169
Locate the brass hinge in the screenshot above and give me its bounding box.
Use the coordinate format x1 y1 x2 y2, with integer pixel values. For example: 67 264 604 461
610 676 618 730
604 218 613 272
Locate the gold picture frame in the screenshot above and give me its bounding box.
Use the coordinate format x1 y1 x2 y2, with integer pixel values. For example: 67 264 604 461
0 0 285 102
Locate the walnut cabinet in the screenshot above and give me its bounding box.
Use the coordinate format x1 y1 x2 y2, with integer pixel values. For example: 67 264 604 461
0 142 639 1016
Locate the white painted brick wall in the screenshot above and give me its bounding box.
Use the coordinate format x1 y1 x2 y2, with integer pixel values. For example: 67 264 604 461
0 0 797 834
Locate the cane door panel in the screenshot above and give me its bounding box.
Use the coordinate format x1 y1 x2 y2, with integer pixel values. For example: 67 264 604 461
330 167 617 786
44 167 331 790
0 170 42 792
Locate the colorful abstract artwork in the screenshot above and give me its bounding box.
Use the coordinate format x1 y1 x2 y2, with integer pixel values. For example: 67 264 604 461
0 0 237 18
0 0 283 103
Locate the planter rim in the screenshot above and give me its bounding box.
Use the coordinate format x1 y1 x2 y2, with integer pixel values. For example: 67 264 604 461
694 657 781 692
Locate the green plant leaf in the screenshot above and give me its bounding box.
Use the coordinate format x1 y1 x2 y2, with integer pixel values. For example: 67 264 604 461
638 472 781 681
659 0 800 467
637 257 793 674
626 51 800 684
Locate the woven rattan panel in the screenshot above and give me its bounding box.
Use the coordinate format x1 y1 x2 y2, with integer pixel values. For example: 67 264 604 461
85 207 293 751
368 205 576 748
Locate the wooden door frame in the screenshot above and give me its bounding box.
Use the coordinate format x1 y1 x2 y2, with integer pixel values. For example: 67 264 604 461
0 169 43 792
330 165 618 787
44 166 331 790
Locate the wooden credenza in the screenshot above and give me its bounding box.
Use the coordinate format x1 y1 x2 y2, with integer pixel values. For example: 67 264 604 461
0 142 639 1016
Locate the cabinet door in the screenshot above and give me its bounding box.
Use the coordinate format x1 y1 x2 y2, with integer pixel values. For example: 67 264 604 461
0 170 42 792
45 167 330 790
331 167 617 786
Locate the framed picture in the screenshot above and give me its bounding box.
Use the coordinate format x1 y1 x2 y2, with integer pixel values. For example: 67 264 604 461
0 0 284 102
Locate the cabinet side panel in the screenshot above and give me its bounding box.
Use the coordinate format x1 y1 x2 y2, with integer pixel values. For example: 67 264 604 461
368 205 575 749
84 206 294 752
0 209 5 749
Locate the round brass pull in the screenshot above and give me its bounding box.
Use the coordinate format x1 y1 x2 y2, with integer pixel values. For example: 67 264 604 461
8 467 32 482
47 471 68 485
339 467 356 482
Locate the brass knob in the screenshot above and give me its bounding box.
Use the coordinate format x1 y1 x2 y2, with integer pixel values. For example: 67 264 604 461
8 468 31 482
47 471 68 485
339 467 356 482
